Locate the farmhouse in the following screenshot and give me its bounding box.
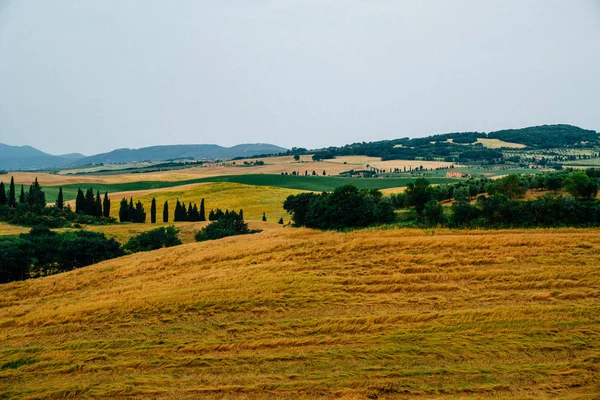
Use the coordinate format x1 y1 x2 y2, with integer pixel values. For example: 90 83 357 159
446 170 471 179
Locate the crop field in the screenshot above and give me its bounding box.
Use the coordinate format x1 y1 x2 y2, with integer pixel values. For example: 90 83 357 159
106 182 301 223
476 138 527 149
39 175 458 203
1 227 599 399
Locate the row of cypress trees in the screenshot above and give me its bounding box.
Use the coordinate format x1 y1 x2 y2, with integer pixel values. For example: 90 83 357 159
174 199 206 222
75 188 110 217
119 198 146 223
0 177 45 209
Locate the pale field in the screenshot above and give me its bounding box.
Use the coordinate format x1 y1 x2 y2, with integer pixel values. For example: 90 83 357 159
476 138 527 149
0 222 30 236
1 227 599 398
107 182 301 223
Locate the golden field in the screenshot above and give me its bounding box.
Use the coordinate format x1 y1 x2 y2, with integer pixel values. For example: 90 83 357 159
107 182 301 223
1 227 599 399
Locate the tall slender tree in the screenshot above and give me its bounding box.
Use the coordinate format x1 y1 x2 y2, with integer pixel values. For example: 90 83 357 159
19 185 25 204
163 200 169 223
103 192 110 218
85 188 95 215
262 212 266 222
174 200 181 222
95 191 103 217
135 201 146 223
56 187 64 210
75 189 85 213
199 198 206 221
0 181 6 206
119 198 129 222
181 203 187 221
8 177 16 207
150 198 157 223
27 178 45 209
128 198 135 222
239 209 244 220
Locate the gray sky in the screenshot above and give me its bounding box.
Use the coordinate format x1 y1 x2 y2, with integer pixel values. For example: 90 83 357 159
0 1 599 155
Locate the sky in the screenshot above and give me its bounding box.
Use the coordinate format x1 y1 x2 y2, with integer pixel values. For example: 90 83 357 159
0 1 599 156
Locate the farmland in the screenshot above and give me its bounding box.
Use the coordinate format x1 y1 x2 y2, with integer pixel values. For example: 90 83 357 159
1 227 599 399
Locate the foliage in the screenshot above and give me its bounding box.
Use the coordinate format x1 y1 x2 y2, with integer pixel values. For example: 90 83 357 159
284 185 395 229
123 226 182 253
195 210 259 242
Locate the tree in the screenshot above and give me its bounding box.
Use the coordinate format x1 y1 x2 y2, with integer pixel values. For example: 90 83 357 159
195 211 253 242
85 188 95 215
423 200 445 226
56 187 64 210
151 198 157 223
124 226 181 253
565 171 598 200
239 209 244 220
0 181 7 206
19 185 25 204
128 198 135 222
134 201 146 223
278 217 284 224
495 175 527 200
293 154 300 161
8 177 16 207
119 198 129 222
405 178 432 215
103 192 110 218
75 189 85 214
163 201 169 223
262 212 267 222
94 191 103 217
199 198 206 221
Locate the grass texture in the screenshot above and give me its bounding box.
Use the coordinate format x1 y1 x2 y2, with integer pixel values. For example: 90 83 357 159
1 227 599 398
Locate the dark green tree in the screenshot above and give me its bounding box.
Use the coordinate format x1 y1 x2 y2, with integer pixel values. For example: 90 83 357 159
174 200 182 221
75 189 85 214
103 192 110 218
163 201 169 222
56 187 64 210
405 178 432 215
19 185 25 204
262 212 267 222
124 226 181 253
8 176 16 207
0 181 6 206
119 198 129 222
565 171 597 199
278 217 284 224
134 201 146 223
151 198 157 223
239 209 244 220
199 198 206 221
128 198 135 222
85 188 95 215
95 191 103 217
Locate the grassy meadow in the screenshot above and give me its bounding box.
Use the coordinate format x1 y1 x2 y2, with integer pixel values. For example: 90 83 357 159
1 227 599 398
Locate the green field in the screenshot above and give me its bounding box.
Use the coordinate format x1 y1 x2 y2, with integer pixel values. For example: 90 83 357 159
43 175 458 202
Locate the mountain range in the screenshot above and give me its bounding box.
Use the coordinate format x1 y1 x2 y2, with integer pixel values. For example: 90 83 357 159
0 143 288 171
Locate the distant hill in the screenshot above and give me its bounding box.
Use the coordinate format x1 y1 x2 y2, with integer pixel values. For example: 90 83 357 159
72 143 288 166
0 143 79 171
0 143 287 171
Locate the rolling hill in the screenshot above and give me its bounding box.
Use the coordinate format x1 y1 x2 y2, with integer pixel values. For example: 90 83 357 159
1 227 599 398
74 143 288 165
0 143 85 171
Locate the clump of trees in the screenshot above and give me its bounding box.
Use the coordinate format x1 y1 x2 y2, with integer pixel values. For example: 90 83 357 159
0 227 123 283
123 226 182 253
195 210 260 242
119 198 146 223
0 177 115 227
174 199 206 222
283 185 395 230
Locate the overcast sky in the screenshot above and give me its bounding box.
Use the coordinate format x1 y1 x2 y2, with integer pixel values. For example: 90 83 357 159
0 1 599 155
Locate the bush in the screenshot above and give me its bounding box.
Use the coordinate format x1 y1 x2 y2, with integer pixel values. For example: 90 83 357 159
195 211 260 242
124 226 182 253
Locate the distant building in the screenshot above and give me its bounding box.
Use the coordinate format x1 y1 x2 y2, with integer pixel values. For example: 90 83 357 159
446 171 471 179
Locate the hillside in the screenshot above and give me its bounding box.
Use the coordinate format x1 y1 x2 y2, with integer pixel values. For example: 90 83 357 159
74 143 288 165
0 143 84 171
1 228 599 398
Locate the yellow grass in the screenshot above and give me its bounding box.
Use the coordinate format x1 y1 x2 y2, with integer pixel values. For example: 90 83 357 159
1 227 600 399
0 222 30 236
108 182 301 223
476 138 527 149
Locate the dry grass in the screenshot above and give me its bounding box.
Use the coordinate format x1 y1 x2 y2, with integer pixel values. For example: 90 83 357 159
0 222 30 237
1 227 600 399
476 138 527 149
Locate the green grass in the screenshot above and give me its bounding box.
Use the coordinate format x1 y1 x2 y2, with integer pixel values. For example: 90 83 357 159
44 175 458 201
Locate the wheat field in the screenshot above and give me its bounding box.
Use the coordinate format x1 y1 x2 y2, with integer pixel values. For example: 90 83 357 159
1 227 599 399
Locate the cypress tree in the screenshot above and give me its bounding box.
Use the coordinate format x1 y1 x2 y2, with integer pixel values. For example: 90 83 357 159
0 181 6 206
151 198 157 223
181 203 187 221
75 189 85 213
192 204 199 221
262 212 267 222
187 202 193 221
278 217 284 224
128 198 135 222
163 201 169 223
135 201 146 223
56 187 64 210
27 178 45 209
239 209 244 220
119 198 129 222
95 191 103 217
19 185 25 204
174 200 181 222
199 198 206 221
85 188 95 215
208 210 216 221
8 177 16 207
103 192 110 218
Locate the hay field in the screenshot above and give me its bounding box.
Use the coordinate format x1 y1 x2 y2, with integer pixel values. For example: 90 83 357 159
108 182 301 223
1 227 599 399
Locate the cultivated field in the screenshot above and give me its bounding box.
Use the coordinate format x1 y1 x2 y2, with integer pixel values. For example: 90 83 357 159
476 138 526 149
1 228 599 399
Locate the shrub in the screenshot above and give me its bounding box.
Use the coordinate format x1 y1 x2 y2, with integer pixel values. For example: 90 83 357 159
195 211 259 242
124 226 182 253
